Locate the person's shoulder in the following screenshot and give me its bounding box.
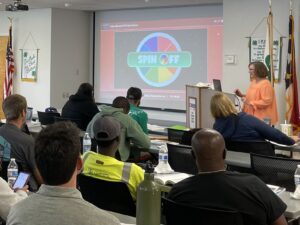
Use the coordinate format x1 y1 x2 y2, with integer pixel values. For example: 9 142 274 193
130 163 144 174
225 171 267 187
81 199 120 224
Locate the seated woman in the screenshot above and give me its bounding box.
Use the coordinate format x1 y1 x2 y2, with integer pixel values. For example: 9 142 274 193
0 161 28 221
61 83 99 130
210 93 295 145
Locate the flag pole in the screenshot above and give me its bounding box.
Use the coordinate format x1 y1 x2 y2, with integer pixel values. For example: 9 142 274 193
268 0 274 86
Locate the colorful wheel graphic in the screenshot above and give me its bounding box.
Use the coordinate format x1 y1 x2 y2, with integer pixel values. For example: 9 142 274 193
127 32 192 87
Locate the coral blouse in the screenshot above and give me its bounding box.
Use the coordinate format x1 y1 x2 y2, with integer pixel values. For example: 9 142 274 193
243 79 278 125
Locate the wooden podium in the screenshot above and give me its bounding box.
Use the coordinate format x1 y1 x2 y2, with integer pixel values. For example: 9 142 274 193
186 85 235 129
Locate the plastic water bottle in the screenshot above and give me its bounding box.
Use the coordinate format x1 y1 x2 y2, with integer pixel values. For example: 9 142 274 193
154 144 174 173
7 158 18 188
294 165 300 195
82 133 91 154
136 162 161 225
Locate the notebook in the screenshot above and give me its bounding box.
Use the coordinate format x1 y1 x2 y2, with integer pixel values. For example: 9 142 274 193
213 79 222 92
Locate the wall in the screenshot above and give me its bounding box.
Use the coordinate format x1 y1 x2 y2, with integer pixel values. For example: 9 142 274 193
0 9 52 113
223 0 300 126
50 9 92 109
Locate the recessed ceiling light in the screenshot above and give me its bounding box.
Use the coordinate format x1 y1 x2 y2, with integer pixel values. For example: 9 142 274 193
64 3 71 7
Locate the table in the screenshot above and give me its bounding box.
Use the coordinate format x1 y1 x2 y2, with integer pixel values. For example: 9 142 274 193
225 151 251 169
280 192 300 219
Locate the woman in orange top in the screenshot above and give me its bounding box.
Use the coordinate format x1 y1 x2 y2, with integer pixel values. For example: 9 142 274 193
235 61 278 125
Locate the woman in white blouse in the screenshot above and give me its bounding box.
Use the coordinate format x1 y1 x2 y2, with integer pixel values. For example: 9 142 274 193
0 167 28 221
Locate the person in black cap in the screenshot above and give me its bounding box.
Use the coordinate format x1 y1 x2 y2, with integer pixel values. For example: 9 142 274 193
126 87 148 134
82 116 144 201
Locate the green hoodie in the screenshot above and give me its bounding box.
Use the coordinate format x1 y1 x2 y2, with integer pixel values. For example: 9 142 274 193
86 105 150 161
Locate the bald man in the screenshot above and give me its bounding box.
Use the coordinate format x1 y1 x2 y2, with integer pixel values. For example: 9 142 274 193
168 128 287 225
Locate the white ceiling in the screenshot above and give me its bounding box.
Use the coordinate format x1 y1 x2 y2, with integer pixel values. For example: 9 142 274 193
0 0 222 11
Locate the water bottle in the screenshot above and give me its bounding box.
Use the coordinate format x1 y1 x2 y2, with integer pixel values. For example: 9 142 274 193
82 133 91 154
154 144 174 173
7 158 18 188
294 165 300 195
136 162 161 225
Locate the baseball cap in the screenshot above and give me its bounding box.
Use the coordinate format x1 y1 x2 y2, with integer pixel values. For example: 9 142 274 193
93 116 121 141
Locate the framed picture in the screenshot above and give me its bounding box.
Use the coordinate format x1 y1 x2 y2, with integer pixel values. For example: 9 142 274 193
21 49 38 82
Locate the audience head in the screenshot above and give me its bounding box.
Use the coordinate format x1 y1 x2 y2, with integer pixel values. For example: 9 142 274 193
191 128 226 172
210 93 237 119
112 96 130 114
248 61 268 79
34 122 81 186
93 116 121 156
76 83 94 101
3 94 27 122
126 87 143 106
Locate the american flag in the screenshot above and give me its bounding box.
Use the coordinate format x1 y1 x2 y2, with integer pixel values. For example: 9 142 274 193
285 14 300 131
4 25 14 99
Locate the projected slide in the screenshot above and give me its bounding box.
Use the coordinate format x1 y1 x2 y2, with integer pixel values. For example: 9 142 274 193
127 32 191 87
97 17 223 110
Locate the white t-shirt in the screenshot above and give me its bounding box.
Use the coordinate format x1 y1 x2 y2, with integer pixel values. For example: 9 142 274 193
0 177 27 221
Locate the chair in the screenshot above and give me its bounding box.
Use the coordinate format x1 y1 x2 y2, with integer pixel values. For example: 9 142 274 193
162 197 243 225
77 174 136 216
54 116 82 129
250 153 300 192
37 111 60 125
167 128 186 143
167 143 198 175
225 140 275 156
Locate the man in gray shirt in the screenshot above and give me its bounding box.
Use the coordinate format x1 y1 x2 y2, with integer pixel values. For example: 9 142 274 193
0 94 42 191
7 122 120 225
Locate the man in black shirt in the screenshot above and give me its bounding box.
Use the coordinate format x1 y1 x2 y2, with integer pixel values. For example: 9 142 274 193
168 128 287 225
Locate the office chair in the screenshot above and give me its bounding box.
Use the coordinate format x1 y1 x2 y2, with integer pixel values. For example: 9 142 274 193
167 128 186 143
167 143 198 175
37 111 60 126
54 116 82 129
251 153 300 192
77 174 136 216
225 140 275 156
162 197 244 225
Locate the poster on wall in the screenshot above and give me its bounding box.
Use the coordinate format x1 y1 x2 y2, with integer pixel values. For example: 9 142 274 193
21 49 38 82
249 38 282 83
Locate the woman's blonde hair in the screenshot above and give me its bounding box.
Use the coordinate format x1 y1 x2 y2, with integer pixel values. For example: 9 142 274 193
210 93 237 118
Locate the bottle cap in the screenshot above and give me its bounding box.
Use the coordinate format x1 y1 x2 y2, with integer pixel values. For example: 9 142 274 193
145 161 154 173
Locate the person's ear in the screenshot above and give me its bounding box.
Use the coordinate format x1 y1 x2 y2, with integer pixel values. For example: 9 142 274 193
223 148 227 159
76 157 83 174
191 150 196 161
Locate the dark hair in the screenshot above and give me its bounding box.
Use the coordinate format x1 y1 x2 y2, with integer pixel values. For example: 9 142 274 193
112 96 130 114
249 61 268 78
126 87 142 101
3 94 27 121
34 122 81 185
76 83 94 101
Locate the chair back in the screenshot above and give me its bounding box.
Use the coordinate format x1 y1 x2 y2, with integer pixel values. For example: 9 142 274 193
77 174 136 216
167 128 186 143
251 153 300 191
54 116 82 129
162 197 243 225
225 140 275 156
37 111 60 125
167 143 198 175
